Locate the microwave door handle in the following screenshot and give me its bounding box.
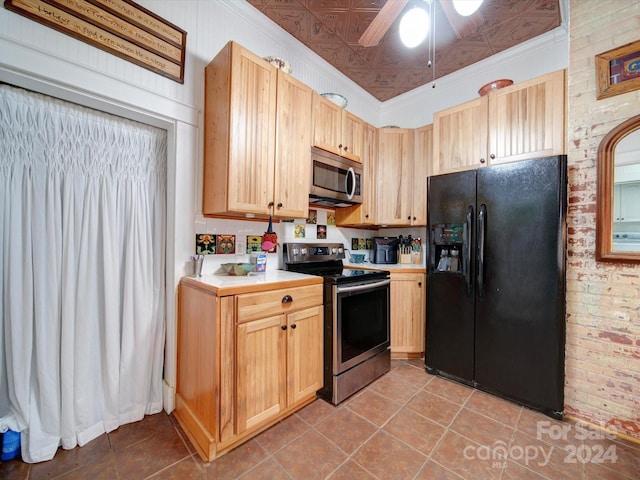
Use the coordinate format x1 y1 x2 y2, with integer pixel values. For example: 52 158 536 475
345 167 355 200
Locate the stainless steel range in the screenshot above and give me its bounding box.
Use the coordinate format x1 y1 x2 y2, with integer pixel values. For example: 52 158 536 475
283 243 391 404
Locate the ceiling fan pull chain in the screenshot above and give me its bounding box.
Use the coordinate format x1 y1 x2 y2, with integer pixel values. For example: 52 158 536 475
431 0 436 88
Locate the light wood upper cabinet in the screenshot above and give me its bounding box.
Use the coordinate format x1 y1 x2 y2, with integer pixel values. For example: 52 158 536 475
433 96 489 175
342 110 365 162
274 72 313 218
376 128 415 226
390 272 425 358
203 41 311 219
312 92 364 162
488 69 565 165
433 69 566 175
412 124 432 226
335 122 378 226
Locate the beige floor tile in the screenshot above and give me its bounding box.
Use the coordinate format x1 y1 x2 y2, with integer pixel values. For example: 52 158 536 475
273 430 347 480
352 430 426 480
345 389 403 427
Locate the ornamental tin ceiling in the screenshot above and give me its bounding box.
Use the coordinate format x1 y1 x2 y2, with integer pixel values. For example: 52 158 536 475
246 0 562 101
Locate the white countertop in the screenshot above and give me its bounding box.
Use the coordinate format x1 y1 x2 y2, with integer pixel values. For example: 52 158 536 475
343 262 426 272
180 269 323 296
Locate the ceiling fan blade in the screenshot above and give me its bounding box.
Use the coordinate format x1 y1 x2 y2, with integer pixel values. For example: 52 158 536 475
439 0 485 39
358 0 410 47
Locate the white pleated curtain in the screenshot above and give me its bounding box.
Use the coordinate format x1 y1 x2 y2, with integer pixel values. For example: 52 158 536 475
0 84 166 463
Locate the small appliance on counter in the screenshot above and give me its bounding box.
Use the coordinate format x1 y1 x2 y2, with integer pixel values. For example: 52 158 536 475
371 236 398 264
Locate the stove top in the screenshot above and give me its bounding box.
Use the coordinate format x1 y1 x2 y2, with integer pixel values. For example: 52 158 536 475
282 243 389 284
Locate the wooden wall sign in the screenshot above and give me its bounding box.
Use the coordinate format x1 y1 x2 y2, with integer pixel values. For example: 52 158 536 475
4 0 186 83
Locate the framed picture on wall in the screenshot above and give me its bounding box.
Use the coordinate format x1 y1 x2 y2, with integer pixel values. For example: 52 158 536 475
595 39 640 99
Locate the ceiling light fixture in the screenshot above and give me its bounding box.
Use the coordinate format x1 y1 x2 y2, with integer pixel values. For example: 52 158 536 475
452 0 483 16
398 0 437 88
399 6 430 48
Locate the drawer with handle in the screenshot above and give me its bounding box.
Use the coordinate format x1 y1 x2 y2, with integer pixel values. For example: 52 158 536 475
236 284 323 323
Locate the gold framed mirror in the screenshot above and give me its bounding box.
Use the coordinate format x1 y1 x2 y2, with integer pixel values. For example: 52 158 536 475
596 114 640 262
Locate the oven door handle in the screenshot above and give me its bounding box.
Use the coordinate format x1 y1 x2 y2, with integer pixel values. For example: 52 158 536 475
336 279 390 293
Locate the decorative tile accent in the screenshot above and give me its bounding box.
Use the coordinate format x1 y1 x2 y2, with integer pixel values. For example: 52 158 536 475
326 211 336 226
317 225 327 239
246 235 263 253
366 238 374 250
294 224 305 238
306 209 317 224
358 238 366 250
351 238 359 250
216 234 235 254
195 233 216 255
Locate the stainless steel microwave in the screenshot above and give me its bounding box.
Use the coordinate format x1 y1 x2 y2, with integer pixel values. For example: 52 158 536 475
309 147 362 207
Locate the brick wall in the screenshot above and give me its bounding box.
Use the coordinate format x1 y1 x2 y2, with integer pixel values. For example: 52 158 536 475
566 0 640 439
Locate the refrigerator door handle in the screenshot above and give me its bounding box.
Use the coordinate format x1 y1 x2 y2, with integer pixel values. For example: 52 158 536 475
477 203 487 298
465 205 473 296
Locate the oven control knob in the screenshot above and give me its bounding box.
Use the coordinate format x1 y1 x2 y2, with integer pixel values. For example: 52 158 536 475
292 247 299 255
338 247 343 254
301 248 307 255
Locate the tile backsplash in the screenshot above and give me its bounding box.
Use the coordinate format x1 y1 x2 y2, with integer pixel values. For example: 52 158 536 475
190 209 426 276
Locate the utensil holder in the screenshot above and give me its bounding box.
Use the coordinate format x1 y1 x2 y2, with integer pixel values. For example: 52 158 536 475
400 253 412 264
191 255 204 277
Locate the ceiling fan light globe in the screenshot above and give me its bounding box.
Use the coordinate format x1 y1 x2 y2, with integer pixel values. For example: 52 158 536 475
452 0 483 16
399 7 429 48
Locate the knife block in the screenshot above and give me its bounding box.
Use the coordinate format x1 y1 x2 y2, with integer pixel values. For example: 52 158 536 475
400 252 412 264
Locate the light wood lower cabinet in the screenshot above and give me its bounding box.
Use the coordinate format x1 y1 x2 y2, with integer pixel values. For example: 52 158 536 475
175 279 323 462
236 305 323 434
390 272 425 359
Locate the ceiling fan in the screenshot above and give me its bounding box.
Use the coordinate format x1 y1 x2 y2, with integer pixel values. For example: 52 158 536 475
358 0 485 48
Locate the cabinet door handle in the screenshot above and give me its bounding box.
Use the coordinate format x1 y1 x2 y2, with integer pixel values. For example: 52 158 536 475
418 282 422 287
344 146 348 152
290 323 297 329
489 153 495 159
338 143 343 149
277 202 283 208
268 201 274 208
480 158 486 164
281 325 287 331
281 295 293 304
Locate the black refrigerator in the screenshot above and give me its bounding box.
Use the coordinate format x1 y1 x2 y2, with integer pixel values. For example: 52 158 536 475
425 156 567 418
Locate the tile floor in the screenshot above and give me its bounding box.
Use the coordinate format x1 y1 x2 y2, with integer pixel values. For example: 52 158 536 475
1 360 639 479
